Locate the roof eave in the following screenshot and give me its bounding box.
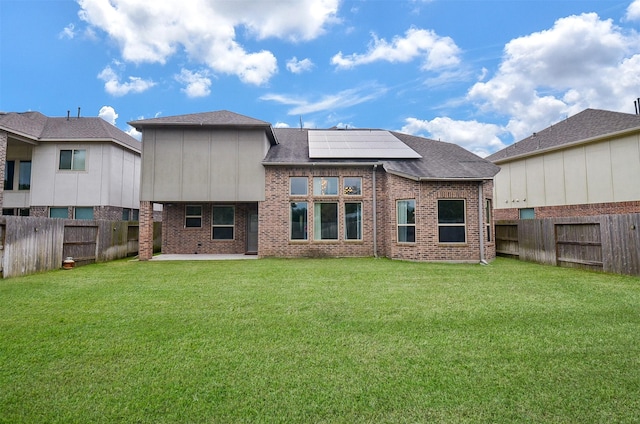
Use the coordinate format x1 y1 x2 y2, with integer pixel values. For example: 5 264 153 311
492 125 640 164
40 137 141 154
385 168 494 182
262 161 383 167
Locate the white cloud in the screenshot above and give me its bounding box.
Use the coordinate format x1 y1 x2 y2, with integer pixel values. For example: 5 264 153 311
98 105 118 125
626 0 640 21
59 23 76 39
175 69 212 98
273 122 291 128
261 85 387 115
97 65 155 96
77 0 338 86
126 125 142 140
331 27 461 71
286 57 315 74
468 13 640 141
401 117 506 158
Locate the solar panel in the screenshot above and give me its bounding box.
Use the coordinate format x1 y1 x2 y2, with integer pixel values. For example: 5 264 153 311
308 130 422 159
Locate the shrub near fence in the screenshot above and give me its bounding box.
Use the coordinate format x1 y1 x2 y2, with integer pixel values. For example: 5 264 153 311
495 213 640 276
0 216 161 278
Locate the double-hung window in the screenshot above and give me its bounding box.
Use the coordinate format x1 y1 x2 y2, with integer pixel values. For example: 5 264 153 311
212 206 234 240
397 200 416 243
314 203 338 240
185 205 202 227
59 149 86 171
438 199 466 243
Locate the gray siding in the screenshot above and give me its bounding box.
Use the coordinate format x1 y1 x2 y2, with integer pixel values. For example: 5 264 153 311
141 128 269 202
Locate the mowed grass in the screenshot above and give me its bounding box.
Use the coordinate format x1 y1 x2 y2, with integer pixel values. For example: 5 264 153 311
1 257 639 423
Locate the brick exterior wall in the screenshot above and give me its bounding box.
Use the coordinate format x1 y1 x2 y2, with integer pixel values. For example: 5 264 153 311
494 200 640 220
260 166 380 258
139 201 154 260
161 202 250 254
260 165 495 262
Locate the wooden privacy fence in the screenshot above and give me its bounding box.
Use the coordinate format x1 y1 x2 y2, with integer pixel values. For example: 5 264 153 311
495 213 640 276
0 216 162 278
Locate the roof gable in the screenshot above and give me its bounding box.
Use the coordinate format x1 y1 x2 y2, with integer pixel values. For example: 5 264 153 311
487 108 640 163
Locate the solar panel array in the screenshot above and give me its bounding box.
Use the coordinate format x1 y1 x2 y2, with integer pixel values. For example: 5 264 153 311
308 130 422 159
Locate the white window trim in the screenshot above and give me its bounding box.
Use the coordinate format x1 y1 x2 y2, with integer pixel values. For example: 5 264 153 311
396 199 416 244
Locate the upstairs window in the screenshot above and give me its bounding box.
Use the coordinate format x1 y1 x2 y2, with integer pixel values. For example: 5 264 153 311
59 149 86 171
4 160 14 190
18 161 31 190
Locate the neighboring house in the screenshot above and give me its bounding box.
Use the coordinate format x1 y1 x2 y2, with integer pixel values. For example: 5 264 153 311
487 108 640 220
0 111 141 220
130 110 499 262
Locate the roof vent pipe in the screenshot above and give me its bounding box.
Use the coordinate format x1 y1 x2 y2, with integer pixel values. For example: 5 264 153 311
77 107 81 118
635 100 639 115
67 110 70 121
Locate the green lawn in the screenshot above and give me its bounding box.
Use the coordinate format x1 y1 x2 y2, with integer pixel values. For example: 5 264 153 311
1 257 639 423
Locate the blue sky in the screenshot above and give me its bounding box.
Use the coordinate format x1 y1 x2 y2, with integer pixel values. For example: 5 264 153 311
2 0 640 156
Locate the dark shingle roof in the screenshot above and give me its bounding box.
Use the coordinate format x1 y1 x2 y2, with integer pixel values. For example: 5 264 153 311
266 128 499 180
128 110 270 128
0 111 141 152
487 108 640 163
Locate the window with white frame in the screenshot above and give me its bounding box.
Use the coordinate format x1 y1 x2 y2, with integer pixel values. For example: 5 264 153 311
290 202 308 240
314 202 338 240
212 206 234 240
313 177 338 196
397 200 416 243
185 205 202 228
343 177 362 196
290 177 308 196
344 202 362 240
18 161 31 190
59 149 86 171
438 199 466 243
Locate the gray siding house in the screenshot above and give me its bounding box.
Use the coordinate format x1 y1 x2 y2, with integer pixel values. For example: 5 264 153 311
487 109 640 220
0 111 141 220
131 110 499 262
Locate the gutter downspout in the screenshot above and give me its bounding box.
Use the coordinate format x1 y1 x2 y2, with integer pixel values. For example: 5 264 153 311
478 181 487 265
372 164 378 258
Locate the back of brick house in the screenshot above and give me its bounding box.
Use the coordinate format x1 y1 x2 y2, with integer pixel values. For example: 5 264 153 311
130 111 499 263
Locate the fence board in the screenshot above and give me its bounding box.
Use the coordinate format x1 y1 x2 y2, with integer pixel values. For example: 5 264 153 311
0 217 155 278
496 213 640 277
